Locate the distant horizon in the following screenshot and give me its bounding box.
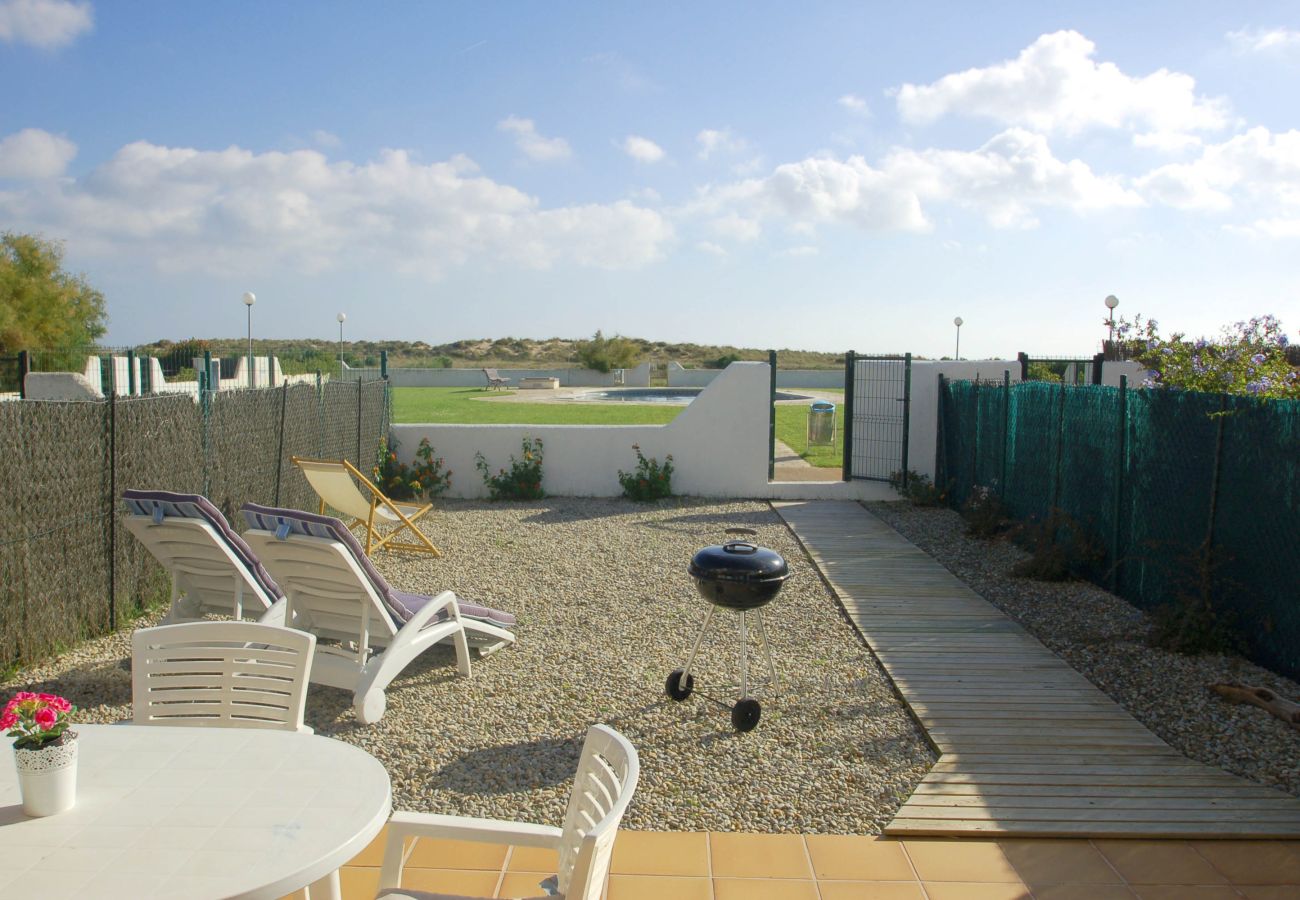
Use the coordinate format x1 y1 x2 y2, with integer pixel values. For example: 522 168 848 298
3 2 1298 358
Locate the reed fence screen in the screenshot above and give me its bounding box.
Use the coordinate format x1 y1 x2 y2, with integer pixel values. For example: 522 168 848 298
0 380 389 671
938 377 1300 681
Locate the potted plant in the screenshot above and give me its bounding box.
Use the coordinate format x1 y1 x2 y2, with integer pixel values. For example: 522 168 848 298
3 692 78 816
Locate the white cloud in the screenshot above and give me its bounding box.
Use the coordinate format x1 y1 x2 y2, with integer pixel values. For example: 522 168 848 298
1229 217 1300 239
696 128 748 160
695 241 726 256
0 127 76 178
1137 127 1300 212
497 116 572 162
894 30 1228 140
1227 27 1300 54
0 0 92 48
709 213 760 242
621 135 665 164
778 245 819 257
311 130 342 149
838 94 870 117
686 128 1140 234
0 137 672 275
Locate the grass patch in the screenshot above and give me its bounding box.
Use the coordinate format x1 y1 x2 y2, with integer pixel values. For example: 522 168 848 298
393 387 844 468
392 387 682 425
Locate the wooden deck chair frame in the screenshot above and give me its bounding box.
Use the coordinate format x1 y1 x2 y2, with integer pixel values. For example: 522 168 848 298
132 621 316 732
291 456 441 557
378 725 639 900
243 522 471 724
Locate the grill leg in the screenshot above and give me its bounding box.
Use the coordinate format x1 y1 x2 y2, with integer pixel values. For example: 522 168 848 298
739 610 749 700
754 608 777 691
679 606 716 681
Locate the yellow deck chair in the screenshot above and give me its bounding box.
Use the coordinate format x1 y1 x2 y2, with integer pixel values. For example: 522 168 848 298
291 456 442 557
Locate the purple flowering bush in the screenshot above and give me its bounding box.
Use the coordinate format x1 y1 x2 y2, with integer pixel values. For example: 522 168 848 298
1112 314 1299 399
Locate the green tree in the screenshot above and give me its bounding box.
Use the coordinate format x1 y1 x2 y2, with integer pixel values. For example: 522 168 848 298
574 330 642 373
0 233 107 353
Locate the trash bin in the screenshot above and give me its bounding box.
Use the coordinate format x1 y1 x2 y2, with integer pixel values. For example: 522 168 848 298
807 400 836 446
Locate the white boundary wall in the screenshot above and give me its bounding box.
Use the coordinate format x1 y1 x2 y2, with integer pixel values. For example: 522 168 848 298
393 362 896 501
907 360 1022 481
667 361 841 389
348 361 652 388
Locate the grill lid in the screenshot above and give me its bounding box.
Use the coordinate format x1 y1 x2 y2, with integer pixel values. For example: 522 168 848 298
689 540 789 584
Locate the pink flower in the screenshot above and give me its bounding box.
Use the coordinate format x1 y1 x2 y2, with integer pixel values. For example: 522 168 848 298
11 692 36 702
33 707 57 730
0 712 16 730
47 697 71 712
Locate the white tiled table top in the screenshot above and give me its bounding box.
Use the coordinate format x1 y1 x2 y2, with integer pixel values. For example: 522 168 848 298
0 724 391 899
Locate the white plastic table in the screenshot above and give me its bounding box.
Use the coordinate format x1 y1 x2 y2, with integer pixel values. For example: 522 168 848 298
0 723 391 899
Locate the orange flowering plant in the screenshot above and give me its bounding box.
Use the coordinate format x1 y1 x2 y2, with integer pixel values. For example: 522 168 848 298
3 692 75 750
618 444 673 502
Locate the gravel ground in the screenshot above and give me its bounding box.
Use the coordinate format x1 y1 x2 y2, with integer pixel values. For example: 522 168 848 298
868 501 1300 797
3 498 935 834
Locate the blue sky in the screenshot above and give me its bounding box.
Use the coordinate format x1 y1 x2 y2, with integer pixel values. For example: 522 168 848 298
2 1 1299 358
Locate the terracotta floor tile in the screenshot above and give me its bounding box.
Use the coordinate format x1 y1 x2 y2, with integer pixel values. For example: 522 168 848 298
921 882 1033 900
497 871 555 897
1031 886 1137 900
816 881 928 899
399 867 500 896
1238 887 1300 900
505 845 559 873
347 825 389 867
606 874 713 900
903 840 1020 883
1190 840 1300 885
611 830 710 876
713 877 820 899
339 866 380 900
709 833 813 879
404 837 509 870
997 839 1123 885
1094 841 1229 885
805 834 914 881
1129 886 1244 900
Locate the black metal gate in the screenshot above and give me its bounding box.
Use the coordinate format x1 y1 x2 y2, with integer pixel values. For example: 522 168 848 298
842 352 911 481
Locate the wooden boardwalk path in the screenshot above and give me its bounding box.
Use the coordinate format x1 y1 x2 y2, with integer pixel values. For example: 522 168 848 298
775 500 1300 838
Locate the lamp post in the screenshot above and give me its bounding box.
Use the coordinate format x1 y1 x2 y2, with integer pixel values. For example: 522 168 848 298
1104 294 1119 347
336 312 347 382
953 316 964 360
242 292 256 388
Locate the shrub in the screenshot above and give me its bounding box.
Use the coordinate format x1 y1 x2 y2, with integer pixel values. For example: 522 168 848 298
574 330 641 373
475 437 545 500
373 438 452 501
888 470 948 507
618 444 674 501
1149 542 1243 656
1011 509 1103 581
711 353 742 369
961 484 1009 538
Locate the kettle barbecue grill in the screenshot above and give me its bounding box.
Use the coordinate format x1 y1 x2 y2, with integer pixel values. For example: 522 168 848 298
665 528 790 731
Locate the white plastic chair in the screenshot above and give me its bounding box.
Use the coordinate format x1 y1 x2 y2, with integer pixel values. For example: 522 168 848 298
241 503 486 724
122 490 284 624
292 456 441 556
377 725 639 900
132 621 316 732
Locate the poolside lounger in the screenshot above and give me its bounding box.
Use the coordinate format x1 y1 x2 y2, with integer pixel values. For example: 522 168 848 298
291 455 441 556
379 725 638 900
122 489 284 624
242 503 516 724
482 367 510 390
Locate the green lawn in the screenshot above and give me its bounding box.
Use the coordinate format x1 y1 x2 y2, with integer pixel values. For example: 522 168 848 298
392 386 844 467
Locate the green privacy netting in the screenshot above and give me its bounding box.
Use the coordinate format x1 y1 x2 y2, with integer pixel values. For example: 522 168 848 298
940 378 1300 681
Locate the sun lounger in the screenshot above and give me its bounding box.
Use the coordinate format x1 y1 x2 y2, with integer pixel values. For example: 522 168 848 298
241 503 516 724
122 489 283 624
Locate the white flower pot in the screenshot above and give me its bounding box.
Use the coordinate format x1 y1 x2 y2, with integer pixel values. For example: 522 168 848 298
13 733 78 817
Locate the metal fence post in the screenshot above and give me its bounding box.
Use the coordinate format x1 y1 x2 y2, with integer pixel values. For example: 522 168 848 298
901 353 912 488
841 351 855 481
316 371 324 457
1206 394 1228 549
17 350 29 399
126 349 137 396
1111 374 1127 590
1017 351 1029 382
768 349 776 481
1092 352 1105 386
1000 369 1010 498
381 350 388 380
107 390 117 630
356 379 363 464
1052 378 1065 510
274 382 288 506
935 373 947 491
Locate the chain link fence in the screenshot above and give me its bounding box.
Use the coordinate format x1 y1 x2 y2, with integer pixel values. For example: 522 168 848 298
0 380 389 672
938 377 1300 681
